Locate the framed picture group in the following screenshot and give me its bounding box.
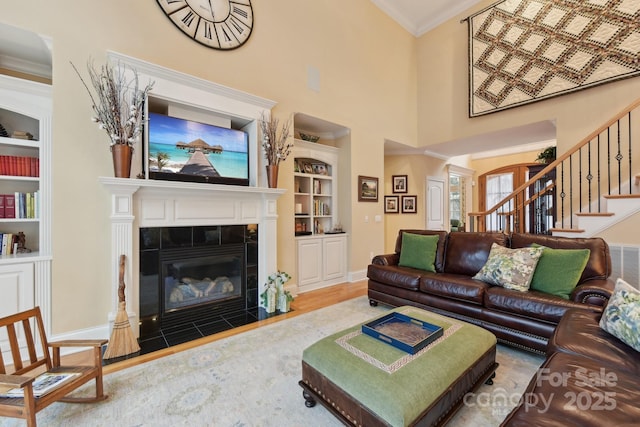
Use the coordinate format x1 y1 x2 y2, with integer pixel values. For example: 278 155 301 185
385 195 417 214
385 175 416 213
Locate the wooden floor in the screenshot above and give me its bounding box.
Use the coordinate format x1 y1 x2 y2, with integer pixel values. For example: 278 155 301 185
71 281 368 375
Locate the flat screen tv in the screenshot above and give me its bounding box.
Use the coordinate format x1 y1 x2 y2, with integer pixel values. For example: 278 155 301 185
146 112 249 186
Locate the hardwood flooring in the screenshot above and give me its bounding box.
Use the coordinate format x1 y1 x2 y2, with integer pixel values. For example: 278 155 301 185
67 280 368 375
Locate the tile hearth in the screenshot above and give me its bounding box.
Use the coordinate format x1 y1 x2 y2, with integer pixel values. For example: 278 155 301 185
103 307 287 365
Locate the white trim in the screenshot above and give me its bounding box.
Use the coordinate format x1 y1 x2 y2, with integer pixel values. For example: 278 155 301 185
471 140 556 160
348 269 368 283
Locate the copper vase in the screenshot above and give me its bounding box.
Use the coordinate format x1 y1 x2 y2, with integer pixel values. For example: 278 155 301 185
111 144 132 178
266 165 279 188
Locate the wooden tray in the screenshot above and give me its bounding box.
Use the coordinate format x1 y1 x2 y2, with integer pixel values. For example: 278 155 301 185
362 312 443 354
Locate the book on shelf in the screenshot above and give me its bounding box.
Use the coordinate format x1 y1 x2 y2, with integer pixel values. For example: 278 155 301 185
1 233 12 255
10 130 34 140
0 156 39 177
0 372 80 398
4 194 15 219
6 191 39 219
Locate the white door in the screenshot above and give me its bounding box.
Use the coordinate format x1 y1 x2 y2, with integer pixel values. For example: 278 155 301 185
426 177 445 230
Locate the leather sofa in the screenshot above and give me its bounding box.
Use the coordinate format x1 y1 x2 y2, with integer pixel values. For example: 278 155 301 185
501 308 640 425
367 230 615 353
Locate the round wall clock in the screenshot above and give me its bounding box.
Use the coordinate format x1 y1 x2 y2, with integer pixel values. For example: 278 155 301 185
156 0 253 50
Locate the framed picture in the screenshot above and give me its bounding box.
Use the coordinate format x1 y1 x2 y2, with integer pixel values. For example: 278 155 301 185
303 162 313 174
392 175 408 193
312 162 328 175
384 195 399 213
358 175 379 202
401 195 417 213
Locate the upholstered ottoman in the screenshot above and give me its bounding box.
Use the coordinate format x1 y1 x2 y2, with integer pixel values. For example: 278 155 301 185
299 306 498 426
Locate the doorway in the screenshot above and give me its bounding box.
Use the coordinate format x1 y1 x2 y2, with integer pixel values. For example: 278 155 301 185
426 177 445 230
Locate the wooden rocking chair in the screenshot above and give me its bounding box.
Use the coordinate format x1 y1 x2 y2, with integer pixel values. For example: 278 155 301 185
0 306 108 426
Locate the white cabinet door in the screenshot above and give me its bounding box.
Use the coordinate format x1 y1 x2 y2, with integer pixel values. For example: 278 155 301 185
297 238 322 287
0 262 34 350
0 262 34 317
323 236 346 281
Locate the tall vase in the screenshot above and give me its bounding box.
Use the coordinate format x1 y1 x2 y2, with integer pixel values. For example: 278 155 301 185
266 286 277 314
266 165 279 188
111 144 132 178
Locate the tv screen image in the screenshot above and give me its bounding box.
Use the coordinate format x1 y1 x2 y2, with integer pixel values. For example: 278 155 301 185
147 112 249 185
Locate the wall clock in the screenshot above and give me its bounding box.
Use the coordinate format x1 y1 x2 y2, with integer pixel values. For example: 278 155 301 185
157 0 253 50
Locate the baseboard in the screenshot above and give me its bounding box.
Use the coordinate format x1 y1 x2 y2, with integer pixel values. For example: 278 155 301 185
348 269 367 282
49 324 110 357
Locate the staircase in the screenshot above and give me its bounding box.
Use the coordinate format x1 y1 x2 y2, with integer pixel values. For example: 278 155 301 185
469 97 640 237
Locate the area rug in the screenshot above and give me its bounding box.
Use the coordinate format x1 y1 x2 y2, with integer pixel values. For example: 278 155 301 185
0 297 544 426
468 0 640 117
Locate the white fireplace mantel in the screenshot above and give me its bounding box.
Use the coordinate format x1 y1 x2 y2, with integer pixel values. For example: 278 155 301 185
98 53 287 334
100 177 285 333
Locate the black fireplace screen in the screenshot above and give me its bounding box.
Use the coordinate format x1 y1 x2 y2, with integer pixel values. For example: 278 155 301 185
162 245 244 313
163 253 242 312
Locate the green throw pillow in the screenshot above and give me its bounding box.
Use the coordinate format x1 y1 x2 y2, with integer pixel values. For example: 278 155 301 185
473 243 544 292
529 244 590 299
599 278 640 352
398 233 439 272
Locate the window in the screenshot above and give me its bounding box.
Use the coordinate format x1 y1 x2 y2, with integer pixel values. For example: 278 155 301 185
485 172 513 231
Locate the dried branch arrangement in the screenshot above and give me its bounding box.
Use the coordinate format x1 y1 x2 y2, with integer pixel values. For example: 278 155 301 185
71 60 154 148
260 111 293 166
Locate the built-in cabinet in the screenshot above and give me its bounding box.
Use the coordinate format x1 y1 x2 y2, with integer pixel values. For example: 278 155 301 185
0 75 52 327
293 114 348 292
296 234 347 292
293 140 338 236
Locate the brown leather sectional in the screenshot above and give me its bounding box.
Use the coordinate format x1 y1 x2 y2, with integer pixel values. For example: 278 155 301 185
367 230 615 353
501 309 640 425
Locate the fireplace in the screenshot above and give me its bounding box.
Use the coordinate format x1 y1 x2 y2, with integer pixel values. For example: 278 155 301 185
139 225 258 341
99 52 285 347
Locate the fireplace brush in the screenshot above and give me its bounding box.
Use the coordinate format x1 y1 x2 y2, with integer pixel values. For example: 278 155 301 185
104 254 140 359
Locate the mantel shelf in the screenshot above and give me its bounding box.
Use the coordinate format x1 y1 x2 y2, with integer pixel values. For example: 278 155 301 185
99 177 286 197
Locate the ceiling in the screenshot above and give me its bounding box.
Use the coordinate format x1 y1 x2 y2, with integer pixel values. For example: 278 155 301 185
0 2 556 158
370 0 484 36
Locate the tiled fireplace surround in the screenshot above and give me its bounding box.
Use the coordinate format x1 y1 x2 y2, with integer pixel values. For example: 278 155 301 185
100 52 285 344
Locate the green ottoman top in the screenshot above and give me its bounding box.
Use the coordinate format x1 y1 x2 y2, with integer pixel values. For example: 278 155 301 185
302 306 496 426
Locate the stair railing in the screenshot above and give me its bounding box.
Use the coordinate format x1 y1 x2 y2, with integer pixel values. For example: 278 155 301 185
469 97 640 234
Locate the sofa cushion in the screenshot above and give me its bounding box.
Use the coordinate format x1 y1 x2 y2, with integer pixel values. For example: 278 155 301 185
473 243 544 292
444 232 509 276
529 245 591 299
549 309 640 376
511 233 611 283
485 286 589 324
366 265 422 291
420 273 488 305
501 352 640 427
395 230 448 272
599 278 640 352
398 233 439 272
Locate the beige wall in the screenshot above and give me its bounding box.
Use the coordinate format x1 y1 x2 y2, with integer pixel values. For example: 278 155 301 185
383 154 448 253
5 1 639 337
4 0 417 334
417 0 640 155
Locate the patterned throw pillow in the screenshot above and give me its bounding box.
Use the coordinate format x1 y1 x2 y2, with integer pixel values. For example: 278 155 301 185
599 278 640 352
473 243 545 292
